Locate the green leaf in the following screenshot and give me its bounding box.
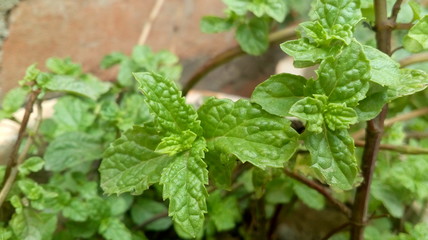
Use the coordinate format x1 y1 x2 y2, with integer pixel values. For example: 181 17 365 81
19 64 40 86
403 15 428 53
101 52 127 69
99 217 132 240
1 87 28 115
130 198 171 231
46 74 111 100
205 151 236 190
310 0 362 29
265 177 294 204
289 96 325 133
207 191 241 231
388 68 428 100
251 73 307 117
44 132 103 171
10 208 57 240
363 45 400 86
222 0 250 15
371 182 404 218
0 227 12 240
18 157 44 176
46 58 81 76
160 138 208 238
236 18 269 55
298 21 328 45
315 40 370 106
408 0 421 22
156 130 197 156
303 129 359 190
247 0 288 22
323 102 358 130
280 39 342 66
292 180 325 210
355 84 388 121
118 58 137 87
100 125 173 195
62 198 91 222
198 98 299 169
200 16 233 33
134 72 201 135
52 96 96 135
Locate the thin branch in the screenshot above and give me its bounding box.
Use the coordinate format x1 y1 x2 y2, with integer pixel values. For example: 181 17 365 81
0 99 42 208
394 23 413 30
389 0 403 23
284 169 351 218
182 25 298 95
321 222 351 240
399 52 428 68
354 140 428 155
138 0 165 45
352 107 428 140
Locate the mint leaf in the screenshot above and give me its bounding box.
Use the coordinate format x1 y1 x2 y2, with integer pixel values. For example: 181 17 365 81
198 98 299 169
207 191 241 231
200 16 233 33
236 18 269 55
130 198 171 231
134 72 201 135
0 87 28 115
388 68 428 100
247 0 288 22
46 57 81 76
315 40 370 106
363 45 400 87
155 130 197 156
292 180 325 210
10 208 57 240
44 132 103 171
324 102 357 130
371 182 404 218
403 15 428 53
310 0 362 28
298 21 328 45
118 58 136 87
18 157 44 176
289 96 325 133
355 84 388 121
46 74 111 100
160 138 208 238
222 0 249 15
303 129 359 190
101 52 127 69
252 73 307 117
99 217 132 240
100 126 173 195
205 151 236 190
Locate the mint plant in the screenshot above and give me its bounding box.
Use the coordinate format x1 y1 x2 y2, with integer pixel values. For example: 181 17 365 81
0 0 428 240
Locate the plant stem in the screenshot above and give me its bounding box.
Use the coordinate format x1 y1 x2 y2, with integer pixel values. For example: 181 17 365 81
354 140 428 154
350 0 395 238
138 0 165 45
284 169 351 217
399 52 428 67
0 98 42 208
182 25 298 95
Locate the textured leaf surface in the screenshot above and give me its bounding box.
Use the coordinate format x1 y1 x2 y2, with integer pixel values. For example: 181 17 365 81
388 68 428 100
252 73 307 117
236 18 269 55
403 15 428 53
100 126 173 195
156 130 197 156
323 102 357 130
160 138 208 238
198 98 299 169
99 217 132 240
289 96 324 133
44 132 103 171
10 208 57 240
310 0 362 28
134 72 201 135
355 85 388 121
303 129 359 190
315 40 370 106
247 0 288 22
52 96 95 135
200 16 233 33
363 45 400 86
46 75 111 100
280 39 342 66
207 191 241 231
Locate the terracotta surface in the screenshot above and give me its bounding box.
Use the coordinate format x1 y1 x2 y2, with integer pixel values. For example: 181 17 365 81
0 0 234 96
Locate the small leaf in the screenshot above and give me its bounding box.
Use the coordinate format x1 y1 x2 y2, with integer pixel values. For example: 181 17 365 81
100 52 127 69
44 132 103 171
118 58 137 87
371 182 404 218
292 180 325 210
198 98 299 169
363 45 400 87
46 58 81 76
19 64 40 86
388 68 428 100
99 217 132 240
408 0 421 22
280 39 342 66
160 138 208 238
130 198 171 231
252 73 307 117
207 191 241 231
222 0 249 15
323 102 358 130
0 87 28 115
315 40 370 106
355 84 388 121
289 96 325 133
100 125 173 195
200 16 233 33
134 72 201 135
10 208 57 240
205 151 236 190
18 157 44 176
247 0 288 22
156 130 197 156
310 0 362 29
46 74 111 100
403 15 428 53
303 129 359 190
236 18 269 55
